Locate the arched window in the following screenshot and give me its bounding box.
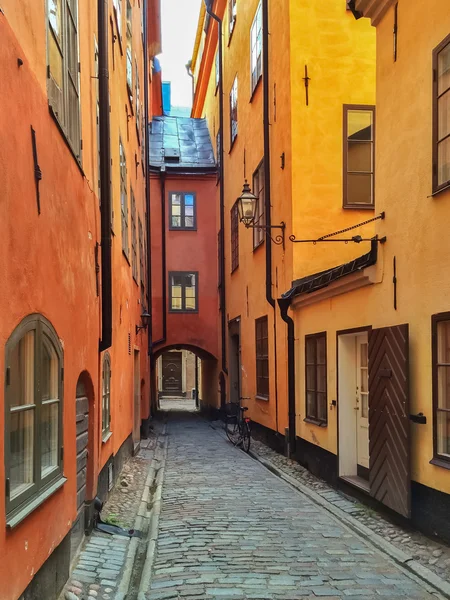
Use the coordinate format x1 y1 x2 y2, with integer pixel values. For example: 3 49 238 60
102 353 111 439
5 315 64 523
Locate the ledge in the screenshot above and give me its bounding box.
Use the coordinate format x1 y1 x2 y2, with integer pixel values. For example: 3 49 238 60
102 430 113 444
255 395 269 402
6 477 67 529
304 417 327 428
355 0 396 25
430 457 450 471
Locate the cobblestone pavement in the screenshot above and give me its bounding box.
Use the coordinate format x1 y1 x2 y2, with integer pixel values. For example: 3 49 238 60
143 412 440 600
159 398 198 412
60 429 159 600
249 436 450 584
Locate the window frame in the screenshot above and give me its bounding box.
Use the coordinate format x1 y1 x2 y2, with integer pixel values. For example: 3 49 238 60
250 1 263 96
169 192 197 230
343 104 376 210
169 271 199 313
102 353 112 440
230 76 238 149
113 0 123 49
126 0 133 103
120 137 130 259
255 316 269 400
231 201 239 272
432 34 450 195
228 0 237 40
4 314 64 523
431 312 450 469
215 50 220 94
131 187 138 283
305 332 328 426
252 159 265 249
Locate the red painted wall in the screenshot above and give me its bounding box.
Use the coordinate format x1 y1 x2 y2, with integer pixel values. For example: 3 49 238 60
150 173 218 360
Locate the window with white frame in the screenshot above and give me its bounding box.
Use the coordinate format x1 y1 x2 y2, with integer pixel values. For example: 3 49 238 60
250 2 262 93
252 160 265 248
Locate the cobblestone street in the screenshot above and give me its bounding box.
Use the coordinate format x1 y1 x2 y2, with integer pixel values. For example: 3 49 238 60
141 413 443 600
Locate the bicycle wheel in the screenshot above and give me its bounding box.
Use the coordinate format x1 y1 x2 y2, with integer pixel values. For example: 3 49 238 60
225 418 240 445
241 420 251 453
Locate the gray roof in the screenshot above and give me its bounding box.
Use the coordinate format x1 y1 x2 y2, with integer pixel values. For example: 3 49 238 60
149 116 216 172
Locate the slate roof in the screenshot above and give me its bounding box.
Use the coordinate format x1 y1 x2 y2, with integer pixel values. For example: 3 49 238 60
149 116 216 172
282 239 378 300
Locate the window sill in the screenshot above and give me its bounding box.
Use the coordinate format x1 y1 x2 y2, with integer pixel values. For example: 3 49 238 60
102 431 113 444
253 239 265 252
122 249 131 265
168 227 198 232
430 182 450 197
231 265 239 274
430 457 450 470
255 395 269 402
250 76 262 103
228 24 236 47
304 417 327 428
6 476 67 530
343 204 375 211
229 136 238 154
168 310 199 314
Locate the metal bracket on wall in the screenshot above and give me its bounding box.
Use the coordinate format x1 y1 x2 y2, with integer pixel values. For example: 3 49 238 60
31 126 42 215
289 212 386 244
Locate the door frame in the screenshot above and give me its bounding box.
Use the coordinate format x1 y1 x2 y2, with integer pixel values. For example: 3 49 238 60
161 351 183 395
336 326 371 484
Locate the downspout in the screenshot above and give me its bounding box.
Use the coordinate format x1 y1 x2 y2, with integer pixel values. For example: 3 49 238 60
278 297 296 456
98 0 112 352
152 167 167 346
143 0 152 358
204 0 227 374
185 60 195 107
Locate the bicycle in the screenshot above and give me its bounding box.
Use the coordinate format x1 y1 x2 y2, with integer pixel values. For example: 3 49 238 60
224 401 251 453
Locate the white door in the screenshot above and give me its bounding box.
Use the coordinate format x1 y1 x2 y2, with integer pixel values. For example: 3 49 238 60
356 335 369 469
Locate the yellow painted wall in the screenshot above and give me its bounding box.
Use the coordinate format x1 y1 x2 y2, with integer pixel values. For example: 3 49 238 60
292 0 450 496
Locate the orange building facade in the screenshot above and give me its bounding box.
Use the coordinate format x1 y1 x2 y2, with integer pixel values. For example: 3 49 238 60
0 0 161 598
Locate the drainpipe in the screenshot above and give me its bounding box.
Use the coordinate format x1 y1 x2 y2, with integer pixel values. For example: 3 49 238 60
278 297 296 456
204 0 227 374
98 0 112 352
185 60 195 107
143 0 152 359
152 167 167 346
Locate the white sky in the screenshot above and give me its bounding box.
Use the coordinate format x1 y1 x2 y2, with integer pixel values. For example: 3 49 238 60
159 0 202 109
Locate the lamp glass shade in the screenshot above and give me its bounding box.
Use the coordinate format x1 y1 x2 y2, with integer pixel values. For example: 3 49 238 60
140 311 151 328
237 180 258 226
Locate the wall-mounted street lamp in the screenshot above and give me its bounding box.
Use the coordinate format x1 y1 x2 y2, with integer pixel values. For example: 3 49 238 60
236 180 286 248
136 311 151 335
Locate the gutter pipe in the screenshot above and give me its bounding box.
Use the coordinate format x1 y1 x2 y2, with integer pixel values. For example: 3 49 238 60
152 167 167 346
278 297 296 455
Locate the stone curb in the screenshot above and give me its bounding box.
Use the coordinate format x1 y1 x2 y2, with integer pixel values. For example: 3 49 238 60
137 426 169 600
114 425 166 600
247 448 450 600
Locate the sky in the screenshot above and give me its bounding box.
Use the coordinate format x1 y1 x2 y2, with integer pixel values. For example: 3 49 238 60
159 0 202 110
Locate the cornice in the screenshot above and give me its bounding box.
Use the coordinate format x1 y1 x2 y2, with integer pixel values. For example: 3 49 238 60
355 0 396 25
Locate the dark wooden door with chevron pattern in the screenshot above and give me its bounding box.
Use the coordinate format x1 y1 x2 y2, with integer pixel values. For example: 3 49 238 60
368 324 411 518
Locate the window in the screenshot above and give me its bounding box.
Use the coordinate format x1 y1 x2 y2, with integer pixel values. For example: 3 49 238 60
131 188 138 282
252 160 265 248
255 317 269 399
215 51 220 92
230 76 238 147
126 0 133 100
169 192 196 229
113 0 122 41
305 334 327 425
216 130 221 173
47 0 81 159
136 60 141 140
139 216 144 285
250 2 262 93
169 272 198 312
432 315 450 465
433 35 450 193
120 138 129 257
231 202 239 272
343 105 375 208
229 0 237 37
5 315 64 521
102 353 111 438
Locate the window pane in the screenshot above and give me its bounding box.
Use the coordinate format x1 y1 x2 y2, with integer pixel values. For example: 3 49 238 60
438 91 450 140
172 194 181 205
361 368 368 393
438 366 450 410
306 339 315 364
306 391 316 419
49 32 63 88
360 342 368 367
9 331 35 408
42 337 59 401
172 216 181 227
317 393 327 422
172 297 182 310
317 337 326 364
438 136 450 186
348 142 372 173
347 110 373 141
437 410 450 456
347 173 373 205
185 205 194 217
361 393 369 418
185 216 194 228
185 297 196 310
185 194 194 206
67 14 78 85
49 0 62 38
317 365 326 393
10 409 34 499
438 320 450 363
438 43 450 95
41 402 59 477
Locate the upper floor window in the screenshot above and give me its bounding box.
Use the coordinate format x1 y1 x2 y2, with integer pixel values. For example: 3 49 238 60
230 76 238 148
343 105 375 208
5 315 64 522
252 160 265 248
170 192 196 229
255 316 269 399
113 0 122 41
169 272 198 312
126 0 133 100
131 188 138 282
250 2 262 94
102 353 111 439
216 130 221 173
432 314 450 465
229 0 237 38
231 202 239 272
120 138 129 258
433 35 450 193
305 333 327 426
47 0 81 160
136 61 141 140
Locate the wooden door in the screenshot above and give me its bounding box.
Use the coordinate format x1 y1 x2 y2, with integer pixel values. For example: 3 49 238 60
356 335 369 469
162 352 183 395
368 324 411 518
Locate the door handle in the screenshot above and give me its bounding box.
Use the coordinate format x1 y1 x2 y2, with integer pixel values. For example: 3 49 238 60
354 406 359 410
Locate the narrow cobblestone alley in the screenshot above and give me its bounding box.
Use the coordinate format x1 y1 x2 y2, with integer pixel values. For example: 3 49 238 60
141 413 442 600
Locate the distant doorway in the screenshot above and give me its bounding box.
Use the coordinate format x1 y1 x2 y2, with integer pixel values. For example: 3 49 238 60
162 351 183 395
228 318 241 405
